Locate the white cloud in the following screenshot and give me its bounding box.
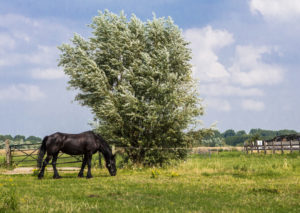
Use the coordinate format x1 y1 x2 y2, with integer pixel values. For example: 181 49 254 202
0 14 39 28
28 45 60 67
12 32 30 43
229 45 284 86
184 25 285 113
241 99 265 111
204 98 231 112
0 45 59 68
185 27 284 89
184 26 234 82
250 0 300 21
0 84 45 101
0 13 70 37
199 83 264 97
31 68 65 80
0 13 71 77
0 34 16 51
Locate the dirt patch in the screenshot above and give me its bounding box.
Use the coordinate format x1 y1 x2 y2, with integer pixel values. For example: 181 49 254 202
1 167 80 175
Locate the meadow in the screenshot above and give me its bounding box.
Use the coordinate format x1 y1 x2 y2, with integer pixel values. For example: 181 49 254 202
0 152 299 213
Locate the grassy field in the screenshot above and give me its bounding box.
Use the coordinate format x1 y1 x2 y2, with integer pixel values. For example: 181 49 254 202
0 152 299 212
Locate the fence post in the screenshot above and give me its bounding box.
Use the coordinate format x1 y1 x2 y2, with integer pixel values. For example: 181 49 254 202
290 141 292 153
281 140 284 154
264 141 267 154
5 139 12 166
272 141 275 154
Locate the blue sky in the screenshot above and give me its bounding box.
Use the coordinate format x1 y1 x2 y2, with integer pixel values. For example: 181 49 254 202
0 0 300 137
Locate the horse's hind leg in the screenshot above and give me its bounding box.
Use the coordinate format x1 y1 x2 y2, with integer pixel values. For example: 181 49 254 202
38 154 52 179
52 153 61 179
78 155 87 178
86 153 93 179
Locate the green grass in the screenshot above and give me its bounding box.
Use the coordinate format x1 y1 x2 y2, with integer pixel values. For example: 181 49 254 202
1 152 300 212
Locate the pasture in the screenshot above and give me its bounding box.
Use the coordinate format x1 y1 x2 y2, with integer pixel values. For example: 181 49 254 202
0 152 299 212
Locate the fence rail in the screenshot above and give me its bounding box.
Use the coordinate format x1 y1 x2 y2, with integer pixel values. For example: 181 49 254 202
244 140 300 154
3 138 298 167
3 140 85 167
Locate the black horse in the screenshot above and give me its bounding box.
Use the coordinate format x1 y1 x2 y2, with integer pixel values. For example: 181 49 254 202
37 131 116 179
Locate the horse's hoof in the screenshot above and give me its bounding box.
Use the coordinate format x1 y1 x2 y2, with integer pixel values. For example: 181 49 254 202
38 176 43 179
53 176 62 179
86 175 93 179
78 174 84 178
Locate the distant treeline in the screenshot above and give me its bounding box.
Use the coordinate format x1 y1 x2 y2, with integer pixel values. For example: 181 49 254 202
0 134 42 149
198 129 299 147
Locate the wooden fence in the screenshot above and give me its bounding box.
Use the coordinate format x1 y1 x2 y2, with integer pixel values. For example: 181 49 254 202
244 140 300 154
4 140 85 167
4 138 298 166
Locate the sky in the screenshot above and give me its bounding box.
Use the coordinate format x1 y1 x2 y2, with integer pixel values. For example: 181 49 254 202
0 0 300 137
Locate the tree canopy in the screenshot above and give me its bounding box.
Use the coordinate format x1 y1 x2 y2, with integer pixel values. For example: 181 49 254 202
58 11 204 165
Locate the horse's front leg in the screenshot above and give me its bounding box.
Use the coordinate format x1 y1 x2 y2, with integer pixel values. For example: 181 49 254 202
52 153 61 179
38 154 52 179
78 155 87 178
86 153 93 179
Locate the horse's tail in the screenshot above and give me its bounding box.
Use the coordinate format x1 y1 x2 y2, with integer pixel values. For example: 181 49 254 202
37 136 48 168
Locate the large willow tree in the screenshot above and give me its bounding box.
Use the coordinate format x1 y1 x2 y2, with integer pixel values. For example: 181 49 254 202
59 11 204 165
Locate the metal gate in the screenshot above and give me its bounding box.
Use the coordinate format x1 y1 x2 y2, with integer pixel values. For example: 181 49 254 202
9 143 83 167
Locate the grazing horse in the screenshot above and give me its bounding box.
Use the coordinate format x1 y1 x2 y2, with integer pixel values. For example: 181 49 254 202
37 131 116 179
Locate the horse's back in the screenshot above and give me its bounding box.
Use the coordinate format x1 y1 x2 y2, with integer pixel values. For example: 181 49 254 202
45 131 98 155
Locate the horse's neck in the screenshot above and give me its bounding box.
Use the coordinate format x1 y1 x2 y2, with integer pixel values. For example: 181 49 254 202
100 148 112 162
98 141 111 159
94 132 112 159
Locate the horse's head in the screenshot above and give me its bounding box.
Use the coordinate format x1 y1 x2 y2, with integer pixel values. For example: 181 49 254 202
106 154 117 176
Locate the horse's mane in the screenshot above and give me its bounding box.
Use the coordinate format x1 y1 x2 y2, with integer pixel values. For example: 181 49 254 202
92 132 113 158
